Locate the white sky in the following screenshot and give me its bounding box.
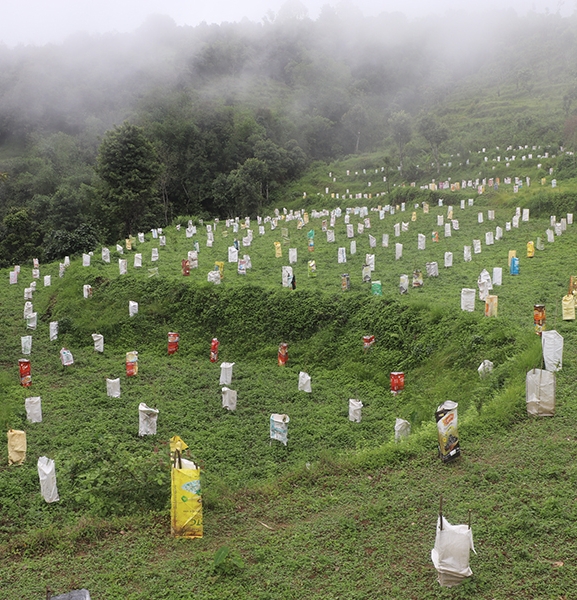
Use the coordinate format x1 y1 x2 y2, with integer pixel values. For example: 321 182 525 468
1 0 572 47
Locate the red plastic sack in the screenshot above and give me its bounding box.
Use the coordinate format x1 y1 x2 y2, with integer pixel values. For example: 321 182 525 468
168 332 180 355
278 343 288 366
390 371 404 394
210 338 219 363
19 358 31 387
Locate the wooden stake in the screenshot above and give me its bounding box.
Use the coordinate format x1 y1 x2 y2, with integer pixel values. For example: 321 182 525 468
439 495 443 530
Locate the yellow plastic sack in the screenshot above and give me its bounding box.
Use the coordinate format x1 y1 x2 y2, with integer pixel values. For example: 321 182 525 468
508 250 516 267
274 242 282 258
7 429 26 465
562 294 576 321
527 241 535 258
170 435 189 453
215 261 224 279
171 465 203 538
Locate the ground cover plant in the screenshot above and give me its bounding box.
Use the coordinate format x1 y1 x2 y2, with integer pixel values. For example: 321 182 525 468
1 163 577 598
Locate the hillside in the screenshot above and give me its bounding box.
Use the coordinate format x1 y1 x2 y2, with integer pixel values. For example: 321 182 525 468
2 169 577 597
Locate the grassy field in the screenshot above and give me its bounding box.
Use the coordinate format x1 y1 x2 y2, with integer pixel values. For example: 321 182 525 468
1 165 577 598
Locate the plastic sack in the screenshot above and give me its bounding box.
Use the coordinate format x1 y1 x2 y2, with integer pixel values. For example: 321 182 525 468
510 256 519 275
371 280 382 295
138 403 159 436
168 332 180 355
92 333 104 353
210 338 219 363
220 362 235 385
25 396 42 423
562 294 576 320
492 267 502 286
83 285 92 298
365 254 375 271
151 248 159 262
274 241 282 257
473 240 481 254
298 371 312 392
119 259 127 274
348 399 363 423
478 360 493 377
534 304 546 335
50 321 58 341
461 289 475 312
341 273 350 291
27 313 37 330
412 270 423 288
44 275 51 287
222 387 237 411
431 516 475 587
485 232 494 246
116 244 124 254
126 351 138 376
228 246 238 262
106 378 121 398
282 266 293 288
308 260 316 278
134 253 142 268
444 252 453 268
171 457 203 538
8 429 26 465
394 418 411 441
337 247 346 263
60 348 74 366
418 233 426 250
542 330 563 372
207 269 221 284
24 287 32 300
435 401 460 462
395 243 403 260
21 335 32 355
270 414 289 446
278 342 288 365
50 589 91 600
129 301 138 317
526 369 555 416
390 372 404 394
527 241 535 257
363 335 375 351
102 247 110 263
10 271 17 284
38 456 59 503
463 246 471 262
485 295 498 317
399 274 409 294
19 358 31 387
82 253 91 267
289 248 297 264
24 301 33 319
426 262 439 277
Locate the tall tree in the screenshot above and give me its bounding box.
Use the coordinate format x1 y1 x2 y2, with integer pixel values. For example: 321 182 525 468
418 114 449 175
96 123 161 240
389 111 412 178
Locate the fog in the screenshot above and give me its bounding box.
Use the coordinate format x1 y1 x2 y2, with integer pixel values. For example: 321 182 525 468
1 0 572 47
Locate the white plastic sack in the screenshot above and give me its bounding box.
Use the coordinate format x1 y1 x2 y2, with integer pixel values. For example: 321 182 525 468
119 259 127 274
348 399 362 423
444 252 453 268
44 275 51 287
473 239 481 254
138 403 159 436
106 378 120 398
337 247 346 263
38 456 59 503
159 235 166 247
83 284 92 298
270 414 289 446
222 387 237 411
485 232 494 246
60 348 74 366
25 396 42 423
492 267 502 286
129 301 138 317
478 360 493 377
50 321 58 341
463 246 471 262
382 234 389 247
27 313 37 330
394 418 411 442
395 243 403 260
431 516 475 587
24 287 32 300
298 371 312 392
417 233 426 250
24 302 33 319
444 223 451 237
477 269 492 301
461 288 475 312
495 226 503 240
289 248 297 264
365 254 375 271
82 253 90 267
399 274 409 294
151 248 159 262
328 230 336 243
426 262 439 277
21 335 32 355
526 369 555 416
134 253 142 268
102 247 110 263
207 270 221 284
350 240 356 254
219 362 235 385
282 266 293 288
92 333 104 353
542 330 563 372
138 232 145 243
116 244 124 254
228 246 238 262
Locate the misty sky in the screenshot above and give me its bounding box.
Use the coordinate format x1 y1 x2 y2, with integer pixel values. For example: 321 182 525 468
1 0 573 47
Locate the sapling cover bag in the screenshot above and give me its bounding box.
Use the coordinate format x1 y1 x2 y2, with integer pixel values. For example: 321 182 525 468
83 285 92 298
431 516 475 587
102 247 110 263
60 348 74 366
526 369 555 416
485 295 498 317
106 378 121 398
282 266 293 288
289 248 297 264
222 387 237 411
134 253 142 268
8 429 26 465
492 267 502 286
19 359 31 387
27 313 37 330
278 342 288 365
426 262 439 277
461 289 475 312
219 362 235 385
82 253 91 267
38 456 59 503
44 275 51 287
270 414 289 445
92 334 104 353
394 418 410 441
337 247 346 263
348 399 363 423
444 252 453 268
21 335 32 355
171 453 203 539
129 301 138 317
298 371 312 392
562 295 575 321
463 246 471 262
210 338 219 363
478 360 493 377
126 351 138 376
542 330 563 372
138 403 159 435
151 248 159 262
25 396 42 423
119 259 127 274
435 401 460 462
399 275 409 294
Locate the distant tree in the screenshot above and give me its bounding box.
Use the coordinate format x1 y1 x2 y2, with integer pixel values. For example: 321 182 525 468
389 111 412 178
342 104 368 154
418 114 449 175
0 208 42 266
96 123 161 240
